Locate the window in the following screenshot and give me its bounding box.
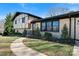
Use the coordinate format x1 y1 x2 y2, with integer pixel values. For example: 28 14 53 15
52 21 59 32
22 17 25 23
41 20 59 32
47 22 52 31
41 22 46 31
15 20 17 24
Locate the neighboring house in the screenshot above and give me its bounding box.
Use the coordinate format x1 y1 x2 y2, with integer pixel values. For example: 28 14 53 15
12 12 42 35
31 11 79 40
0 20 4 34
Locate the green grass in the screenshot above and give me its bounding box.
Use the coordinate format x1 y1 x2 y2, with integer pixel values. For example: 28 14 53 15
23 38 74 56
0 36 18 56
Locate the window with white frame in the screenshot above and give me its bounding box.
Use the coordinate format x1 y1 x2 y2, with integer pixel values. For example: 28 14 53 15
41 22 46 31
47 21 52 31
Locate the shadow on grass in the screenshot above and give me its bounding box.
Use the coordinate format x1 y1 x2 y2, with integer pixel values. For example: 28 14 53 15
26 36 75 46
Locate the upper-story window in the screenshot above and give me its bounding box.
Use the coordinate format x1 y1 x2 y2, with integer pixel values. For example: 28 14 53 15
15 20 17 24
41 22 46 31
47 21 52 31
52 21 59 32
22 17 25 23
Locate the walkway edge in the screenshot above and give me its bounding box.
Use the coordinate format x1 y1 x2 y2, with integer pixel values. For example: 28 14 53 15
10 38 47 56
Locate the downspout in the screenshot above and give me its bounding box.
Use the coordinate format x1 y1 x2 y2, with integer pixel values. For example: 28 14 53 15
24 16 27 36
69 15 71 38
74 17 76 40
40 21 42 31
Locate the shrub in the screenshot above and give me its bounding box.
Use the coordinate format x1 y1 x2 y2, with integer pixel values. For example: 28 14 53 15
32 27 41 39
58 38 75 45
60 24 75 45
0 33 2 35
23 29 27 37
3 32 23 36
43 32 52 40
61 24 70 40
13 32 23 36
2 31 8 36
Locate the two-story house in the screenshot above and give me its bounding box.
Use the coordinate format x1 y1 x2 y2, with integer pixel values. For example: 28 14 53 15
12 12 42 35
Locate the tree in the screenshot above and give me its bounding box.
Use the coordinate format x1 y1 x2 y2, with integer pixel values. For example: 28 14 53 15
61 24 69 39
3 13 14 35
46 7 70 17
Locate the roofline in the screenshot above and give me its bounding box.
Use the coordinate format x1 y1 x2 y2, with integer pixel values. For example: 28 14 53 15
32 11 79 22
12 12 42 21
41 11 79 21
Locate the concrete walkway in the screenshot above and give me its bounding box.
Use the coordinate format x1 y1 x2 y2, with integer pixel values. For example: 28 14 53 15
10 38 46 56
73 40 79 56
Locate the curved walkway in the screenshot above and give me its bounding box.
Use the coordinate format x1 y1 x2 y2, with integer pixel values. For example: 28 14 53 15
73 40 79 56
10 38 46 56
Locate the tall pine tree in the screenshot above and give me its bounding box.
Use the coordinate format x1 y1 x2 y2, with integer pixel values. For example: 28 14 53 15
3 13 14 35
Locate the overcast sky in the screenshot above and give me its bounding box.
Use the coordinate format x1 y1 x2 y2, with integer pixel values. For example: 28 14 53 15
0 3 79 21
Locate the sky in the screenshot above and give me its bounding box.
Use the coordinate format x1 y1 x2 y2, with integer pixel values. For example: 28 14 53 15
1 3 79 21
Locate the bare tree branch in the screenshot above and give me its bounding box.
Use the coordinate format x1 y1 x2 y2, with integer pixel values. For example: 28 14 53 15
46 7 72 17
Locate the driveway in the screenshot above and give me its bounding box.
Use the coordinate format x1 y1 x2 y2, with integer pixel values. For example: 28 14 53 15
10 38 46 56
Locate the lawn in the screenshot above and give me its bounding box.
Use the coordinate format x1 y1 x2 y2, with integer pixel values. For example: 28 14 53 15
0 36 18 56
23 38 74 56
